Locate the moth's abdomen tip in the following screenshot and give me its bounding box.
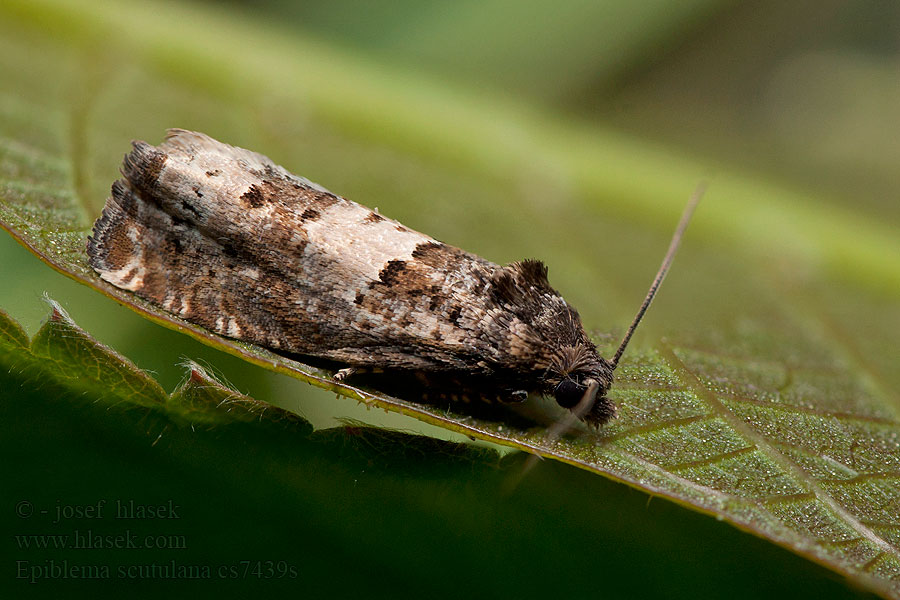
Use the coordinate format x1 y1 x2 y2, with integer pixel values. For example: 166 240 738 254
86 181 148 291
121 141 167 194
88 192 122 268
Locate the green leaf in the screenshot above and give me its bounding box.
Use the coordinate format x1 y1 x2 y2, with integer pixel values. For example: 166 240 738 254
0 300 294 424
29 300 167 407
1 0 898 597
0 305 875 598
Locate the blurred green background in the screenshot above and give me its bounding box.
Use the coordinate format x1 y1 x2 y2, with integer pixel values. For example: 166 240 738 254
231 0 900 219
1 0 898 597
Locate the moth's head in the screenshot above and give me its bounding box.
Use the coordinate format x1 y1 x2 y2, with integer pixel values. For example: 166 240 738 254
546 344 616 427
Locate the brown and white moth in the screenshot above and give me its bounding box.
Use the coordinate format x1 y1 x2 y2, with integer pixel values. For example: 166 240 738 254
87 130 699 427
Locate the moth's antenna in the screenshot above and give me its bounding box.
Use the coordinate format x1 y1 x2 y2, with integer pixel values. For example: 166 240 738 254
610 183 705 369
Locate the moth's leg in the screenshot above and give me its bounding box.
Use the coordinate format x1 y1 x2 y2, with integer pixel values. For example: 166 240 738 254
333 366 384 382
497 390 529 404
333 367 359 382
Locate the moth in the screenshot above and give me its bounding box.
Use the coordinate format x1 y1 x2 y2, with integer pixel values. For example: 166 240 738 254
87 130 699 427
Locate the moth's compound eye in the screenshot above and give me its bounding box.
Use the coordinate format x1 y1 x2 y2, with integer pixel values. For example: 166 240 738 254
554 379 586 409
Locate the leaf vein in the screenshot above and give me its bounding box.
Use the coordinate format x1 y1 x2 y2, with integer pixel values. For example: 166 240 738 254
660 342 900 558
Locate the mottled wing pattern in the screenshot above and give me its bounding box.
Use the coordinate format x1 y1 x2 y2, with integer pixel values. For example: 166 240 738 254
87 130 564 376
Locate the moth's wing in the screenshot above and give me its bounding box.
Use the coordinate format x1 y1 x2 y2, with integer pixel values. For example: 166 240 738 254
87 131 504 371
320 251 570 379
88 176 367 356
